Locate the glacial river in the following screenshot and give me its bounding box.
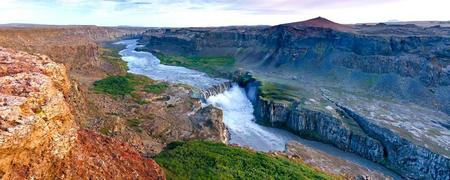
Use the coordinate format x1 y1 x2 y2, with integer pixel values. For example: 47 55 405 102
117 39 400 179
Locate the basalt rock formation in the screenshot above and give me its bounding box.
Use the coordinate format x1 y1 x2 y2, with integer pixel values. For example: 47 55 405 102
140 17 450 115
0 47 164 179
254 97 385 163
239 75 450 179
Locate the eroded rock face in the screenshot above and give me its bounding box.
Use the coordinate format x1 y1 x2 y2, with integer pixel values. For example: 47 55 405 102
253 95 384 163
0 47 164 179
0 47 75 179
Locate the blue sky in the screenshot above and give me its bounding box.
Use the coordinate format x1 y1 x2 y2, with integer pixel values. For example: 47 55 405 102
1 0 449 27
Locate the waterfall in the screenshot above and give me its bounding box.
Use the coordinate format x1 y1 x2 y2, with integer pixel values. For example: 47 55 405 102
200 81 233 99
117 39 401 179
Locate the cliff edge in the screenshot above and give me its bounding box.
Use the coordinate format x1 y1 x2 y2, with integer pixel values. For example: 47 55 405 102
0 47 164 179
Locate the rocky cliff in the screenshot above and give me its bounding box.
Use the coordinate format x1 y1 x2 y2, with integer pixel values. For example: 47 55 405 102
244 80 384 163
140 19 450 115
263 100 385 163
0 47 164 179
240 76 450 179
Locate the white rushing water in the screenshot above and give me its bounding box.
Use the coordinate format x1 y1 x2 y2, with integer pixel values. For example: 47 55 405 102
116 39 401 179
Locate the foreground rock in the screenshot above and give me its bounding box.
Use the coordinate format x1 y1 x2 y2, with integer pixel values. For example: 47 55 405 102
0 47 164 179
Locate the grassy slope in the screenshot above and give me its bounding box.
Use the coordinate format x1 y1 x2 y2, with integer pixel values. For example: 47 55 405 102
258 80 304 103
93 74 163 96
154 53 235 77
155 141 336 180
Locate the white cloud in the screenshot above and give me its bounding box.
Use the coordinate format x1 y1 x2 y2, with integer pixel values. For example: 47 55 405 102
0 0 449 26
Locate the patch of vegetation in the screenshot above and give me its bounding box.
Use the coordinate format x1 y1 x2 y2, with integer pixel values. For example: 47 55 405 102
127 119 142 132
93 75 135 96
99 127 110 136
259 81 302 103
155 141 334 180
144 82 169 94
154 53 235 77
100 44 128 74
127 119 141 127
93 73 169 99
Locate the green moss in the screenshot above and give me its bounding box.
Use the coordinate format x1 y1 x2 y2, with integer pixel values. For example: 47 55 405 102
144 82 169 94
154 53 235 77
155 141 334 180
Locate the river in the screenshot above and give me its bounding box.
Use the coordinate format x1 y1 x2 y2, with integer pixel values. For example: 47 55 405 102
116 39 400 179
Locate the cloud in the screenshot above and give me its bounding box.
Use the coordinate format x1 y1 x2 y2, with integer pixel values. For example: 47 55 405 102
0 0 449 27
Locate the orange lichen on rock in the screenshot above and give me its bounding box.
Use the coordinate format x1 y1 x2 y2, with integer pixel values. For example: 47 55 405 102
0 47 164 179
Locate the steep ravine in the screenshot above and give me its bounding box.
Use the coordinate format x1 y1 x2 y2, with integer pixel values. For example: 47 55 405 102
119 39 401 179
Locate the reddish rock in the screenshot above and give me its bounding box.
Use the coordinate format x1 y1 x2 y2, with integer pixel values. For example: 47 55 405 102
0 47 165 180
62 129 165 180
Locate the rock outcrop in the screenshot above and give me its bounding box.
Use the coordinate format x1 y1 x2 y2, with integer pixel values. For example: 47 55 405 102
0 47 164 179
190 105 228 143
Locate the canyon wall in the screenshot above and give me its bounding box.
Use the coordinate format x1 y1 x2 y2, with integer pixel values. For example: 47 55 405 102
237 76 450 179
141 24 450 115
140 22 450 178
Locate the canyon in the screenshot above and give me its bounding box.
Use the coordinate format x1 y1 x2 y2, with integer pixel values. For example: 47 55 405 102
1 17 449 179
138 17 450 179
0 24 344 179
